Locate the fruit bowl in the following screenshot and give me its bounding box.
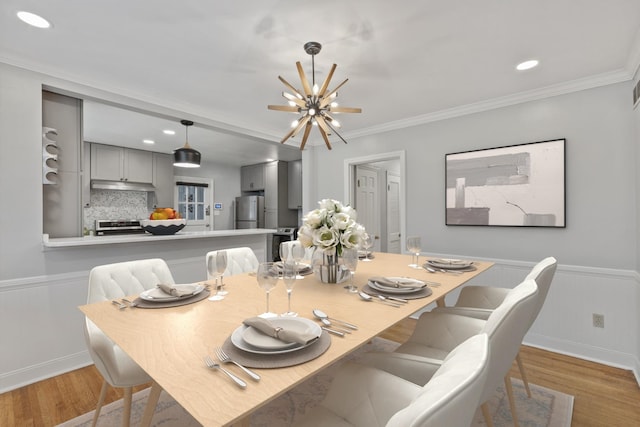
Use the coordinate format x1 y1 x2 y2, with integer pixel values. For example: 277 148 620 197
140 219 186 235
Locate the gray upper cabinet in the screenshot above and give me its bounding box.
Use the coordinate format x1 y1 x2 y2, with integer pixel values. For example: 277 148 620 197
150 152 174 208
90 143 153 184
287 160 302 209
241 163 265 192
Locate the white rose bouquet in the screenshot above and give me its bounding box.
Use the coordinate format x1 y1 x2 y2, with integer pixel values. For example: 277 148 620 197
298 199 366 256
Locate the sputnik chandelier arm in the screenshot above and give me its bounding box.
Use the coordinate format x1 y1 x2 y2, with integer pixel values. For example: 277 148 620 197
267 41 361 150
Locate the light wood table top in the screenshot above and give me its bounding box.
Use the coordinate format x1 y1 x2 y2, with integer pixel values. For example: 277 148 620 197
79 252 493 426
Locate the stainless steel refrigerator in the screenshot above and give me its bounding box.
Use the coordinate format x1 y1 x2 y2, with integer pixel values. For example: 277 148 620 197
235 195 265 229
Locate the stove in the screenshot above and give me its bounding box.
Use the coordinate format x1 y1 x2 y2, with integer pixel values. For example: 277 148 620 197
95 219 145 236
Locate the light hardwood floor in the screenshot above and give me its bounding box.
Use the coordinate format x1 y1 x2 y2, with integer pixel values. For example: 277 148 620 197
2 318 639 426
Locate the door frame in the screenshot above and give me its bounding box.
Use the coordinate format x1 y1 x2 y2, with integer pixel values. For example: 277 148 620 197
344 151 406 253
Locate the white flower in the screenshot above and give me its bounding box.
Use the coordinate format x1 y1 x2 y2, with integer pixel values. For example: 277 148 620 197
301 199 365 253
303 209 325 229
313 226 339 249
331 212 352 230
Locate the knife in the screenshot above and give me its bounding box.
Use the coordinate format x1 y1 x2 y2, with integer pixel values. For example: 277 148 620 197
321 327 345 337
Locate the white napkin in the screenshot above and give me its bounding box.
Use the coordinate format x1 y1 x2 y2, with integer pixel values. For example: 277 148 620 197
243 317 320 345
369 276 426 289
156 283 197 298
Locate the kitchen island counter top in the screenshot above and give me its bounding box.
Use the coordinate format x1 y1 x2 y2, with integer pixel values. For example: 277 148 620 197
42 228 277 248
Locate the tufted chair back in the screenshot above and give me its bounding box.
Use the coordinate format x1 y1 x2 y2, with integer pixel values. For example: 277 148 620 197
87 258 175 303
206 247 259 277
386 334 489 427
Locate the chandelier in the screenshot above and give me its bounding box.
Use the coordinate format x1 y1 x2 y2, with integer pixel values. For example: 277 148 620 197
268 41 361 150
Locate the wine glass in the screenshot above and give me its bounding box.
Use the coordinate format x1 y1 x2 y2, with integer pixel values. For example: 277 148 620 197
406 236 422 269
207 254 224 301
279 241 291 263
215 251 228 296
281 261 297 316
256 262 279 318
342 248 359 293
291 242 306 279
361 233 373 262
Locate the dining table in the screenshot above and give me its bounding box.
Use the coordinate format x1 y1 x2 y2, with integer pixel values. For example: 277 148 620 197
79 252 493 427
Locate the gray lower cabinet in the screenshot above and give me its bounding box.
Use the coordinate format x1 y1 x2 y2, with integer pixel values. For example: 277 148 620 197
150 152 174 208
90 143 153 184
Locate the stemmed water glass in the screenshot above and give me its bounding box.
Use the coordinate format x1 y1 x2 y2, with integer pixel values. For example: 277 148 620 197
207 253 224 301
215 251 228 296
361 233 373 262
406 236 422 269
342 248 359 293
291 242 306 279
279 241 291 263
281 261 297 316
256 262 279 318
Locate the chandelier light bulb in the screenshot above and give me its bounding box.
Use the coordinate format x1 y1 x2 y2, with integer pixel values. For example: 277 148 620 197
309 108 316 116
332 120 341 128
312 84 319 95
330 101 338 108
288 101 297 107
291 119 299 128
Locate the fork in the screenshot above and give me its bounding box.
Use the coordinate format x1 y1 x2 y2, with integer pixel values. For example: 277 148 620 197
215 348 261 381
204 355 247 388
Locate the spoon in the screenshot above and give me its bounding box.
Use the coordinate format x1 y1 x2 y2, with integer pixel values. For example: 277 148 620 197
312 309 358 330
358 291 401 307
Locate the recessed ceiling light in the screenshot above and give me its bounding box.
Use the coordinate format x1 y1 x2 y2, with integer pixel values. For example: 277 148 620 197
163 129 176 135
143 139 155 144
17 11 51 28
516 60 539 71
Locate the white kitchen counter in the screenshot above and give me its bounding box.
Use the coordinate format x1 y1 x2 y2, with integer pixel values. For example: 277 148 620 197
42 228 277 248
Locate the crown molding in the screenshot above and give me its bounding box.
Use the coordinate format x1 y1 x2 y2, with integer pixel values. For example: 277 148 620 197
345 69 633 140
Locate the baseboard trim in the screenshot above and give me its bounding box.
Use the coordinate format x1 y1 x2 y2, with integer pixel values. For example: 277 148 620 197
0 350 92 394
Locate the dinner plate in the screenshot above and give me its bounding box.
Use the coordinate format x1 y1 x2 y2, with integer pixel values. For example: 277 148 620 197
139 283 205 302
368 277 426 294
231 317 321 355
427 259 474 270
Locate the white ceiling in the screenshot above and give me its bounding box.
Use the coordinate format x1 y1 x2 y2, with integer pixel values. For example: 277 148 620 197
2 1 640 166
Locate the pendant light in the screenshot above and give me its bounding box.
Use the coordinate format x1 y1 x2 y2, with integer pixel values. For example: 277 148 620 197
173 120 201 168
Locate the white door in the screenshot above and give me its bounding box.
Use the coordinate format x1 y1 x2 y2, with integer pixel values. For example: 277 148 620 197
355 166 381 252
387 173 401 253
174 176 213 231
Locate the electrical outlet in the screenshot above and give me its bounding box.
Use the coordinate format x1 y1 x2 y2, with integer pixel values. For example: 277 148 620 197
592 313 605 328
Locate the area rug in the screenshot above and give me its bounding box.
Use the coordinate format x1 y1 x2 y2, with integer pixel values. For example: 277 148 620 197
58 338 573 427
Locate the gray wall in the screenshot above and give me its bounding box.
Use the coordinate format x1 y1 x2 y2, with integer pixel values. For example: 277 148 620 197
308 82 636 269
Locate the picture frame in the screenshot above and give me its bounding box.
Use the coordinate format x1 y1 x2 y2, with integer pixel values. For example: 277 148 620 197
445 138 566 227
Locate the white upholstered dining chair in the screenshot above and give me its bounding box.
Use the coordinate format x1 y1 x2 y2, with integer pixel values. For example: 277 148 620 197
296 333 490 427
361 278 539 427
205 246 259 277
84 258 174 427
432 256 557 396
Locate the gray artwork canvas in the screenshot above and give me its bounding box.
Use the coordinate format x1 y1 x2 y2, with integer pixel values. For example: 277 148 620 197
445 139 565 227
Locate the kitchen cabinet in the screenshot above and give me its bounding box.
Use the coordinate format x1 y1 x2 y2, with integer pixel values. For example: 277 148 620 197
287 160 302 209
90 143 153 184
265 161 298 228
150 152 174 209
241 163 265 192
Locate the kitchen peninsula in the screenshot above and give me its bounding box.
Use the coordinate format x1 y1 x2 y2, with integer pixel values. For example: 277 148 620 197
42 228 276 248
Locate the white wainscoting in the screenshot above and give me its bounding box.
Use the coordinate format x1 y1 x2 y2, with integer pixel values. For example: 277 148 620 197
1 255 638 393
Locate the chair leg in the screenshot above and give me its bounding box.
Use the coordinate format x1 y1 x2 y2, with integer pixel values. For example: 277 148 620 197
122 387 133 427
481 402 494 427
140 381 163 427
91 381 109 427
504 376 520 427
515 352 532 398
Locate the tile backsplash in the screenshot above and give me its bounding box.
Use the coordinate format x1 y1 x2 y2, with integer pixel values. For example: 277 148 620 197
84 189 150 231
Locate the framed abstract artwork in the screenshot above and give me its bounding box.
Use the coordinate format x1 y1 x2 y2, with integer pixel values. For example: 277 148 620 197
445 138 566 227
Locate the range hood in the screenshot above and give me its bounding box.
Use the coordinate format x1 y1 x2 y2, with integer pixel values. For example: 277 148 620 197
91 180 156 192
